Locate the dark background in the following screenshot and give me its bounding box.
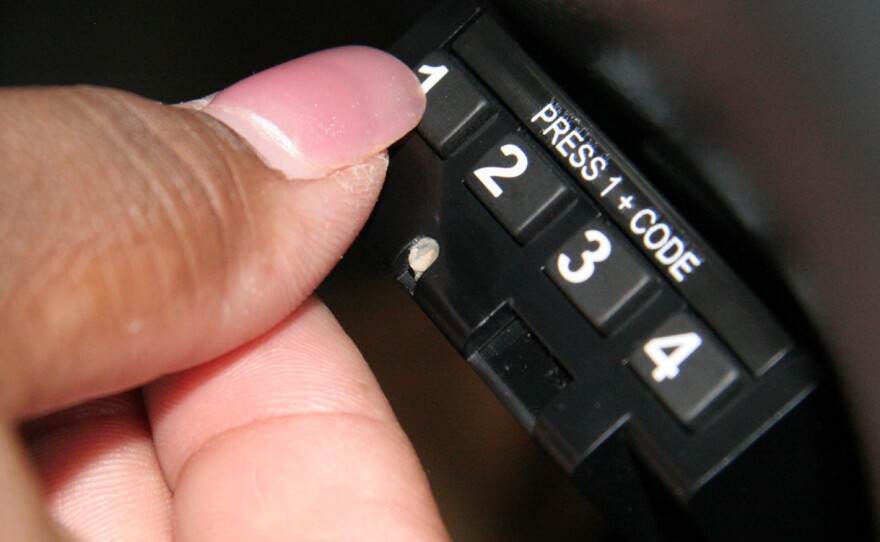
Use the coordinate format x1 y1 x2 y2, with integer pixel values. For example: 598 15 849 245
0 1 610 539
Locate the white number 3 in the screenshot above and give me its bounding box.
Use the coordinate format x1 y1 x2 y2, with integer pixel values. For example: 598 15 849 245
557 229 613 284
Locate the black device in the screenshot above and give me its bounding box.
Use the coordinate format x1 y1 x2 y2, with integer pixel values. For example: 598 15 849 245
364 1 874 539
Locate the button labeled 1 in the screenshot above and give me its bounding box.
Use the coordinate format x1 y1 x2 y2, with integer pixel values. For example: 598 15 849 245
415 52 495 157
466 134 573 244
629 313 741 427
546 221 656 334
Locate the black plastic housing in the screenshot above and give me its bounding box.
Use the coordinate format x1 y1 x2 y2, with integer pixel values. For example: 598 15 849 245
364 1 872 539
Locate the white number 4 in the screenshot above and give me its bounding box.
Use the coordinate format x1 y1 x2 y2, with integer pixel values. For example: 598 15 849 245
644 332 702 382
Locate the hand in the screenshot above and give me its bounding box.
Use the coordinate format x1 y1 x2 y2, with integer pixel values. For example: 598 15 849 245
0 46 449 541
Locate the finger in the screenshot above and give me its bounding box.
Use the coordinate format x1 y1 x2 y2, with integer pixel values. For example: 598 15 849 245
145 298 450 541
22 393 172 542
0 421 70 541
0 46 425 417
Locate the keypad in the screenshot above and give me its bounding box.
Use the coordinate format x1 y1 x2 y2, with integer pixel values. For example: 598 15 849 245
387 18 800 429
453 16 790 375
410 46 745 426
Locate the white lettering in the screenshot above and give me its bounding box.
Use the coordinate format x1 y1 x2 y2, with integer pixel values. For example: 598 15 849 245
631 210 702 281
556 129 583 159
655 237 686 265
630 209 657 234
669 252 703 283
531 102 560 125
543 117 571 146
571 140 594 168
600 176 624 198
417 64 449 93
644 223 672 250
581 156 607 181
529 101 705 282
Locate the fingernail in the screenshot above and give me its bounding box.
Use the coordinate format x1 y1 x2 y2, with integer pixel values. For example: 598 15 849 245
200 46 425 179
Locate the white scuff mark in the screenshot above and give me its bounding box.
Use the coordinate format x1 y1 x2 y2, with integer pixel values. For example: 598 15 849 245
408 237 440 281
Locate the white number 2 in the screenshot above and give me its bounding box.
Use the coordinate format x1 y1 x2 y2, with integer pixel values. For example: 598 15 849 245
417 64 449 93
644 332 702 382
472 144 529 198
557 230 613 284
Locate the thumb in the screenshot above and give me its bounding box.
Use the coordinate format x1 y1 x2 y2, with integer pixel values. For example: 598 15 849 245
0 46 424 417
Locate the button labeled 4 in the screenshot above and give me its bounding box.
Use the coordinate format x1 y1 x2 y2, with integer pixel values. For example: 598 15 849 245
629 313 741 426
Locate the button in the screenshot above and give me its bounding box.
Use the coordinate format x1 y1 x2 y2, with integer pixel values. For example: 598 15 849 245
415 52 495 157
466 133 573 243
546 220 656 334
629 313 741 426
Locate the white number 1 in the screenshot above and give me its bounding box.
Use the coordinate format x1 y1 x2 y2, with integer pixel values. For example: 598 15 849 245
644 332 702 382
417 64 449 93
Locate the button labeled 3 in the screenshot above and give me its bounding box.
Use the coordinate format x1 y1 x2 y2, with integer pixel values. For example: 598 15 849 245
547 220 656 334
556 229 612 284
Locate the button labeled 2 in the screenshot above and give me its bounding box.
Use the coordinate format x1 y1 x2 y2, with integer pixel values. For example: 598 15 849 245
466 134 573 244
547 220 656 334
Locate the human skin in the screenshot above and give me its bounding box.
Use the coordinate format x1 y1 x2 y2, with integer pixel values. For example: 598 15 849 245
0 46 450 541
